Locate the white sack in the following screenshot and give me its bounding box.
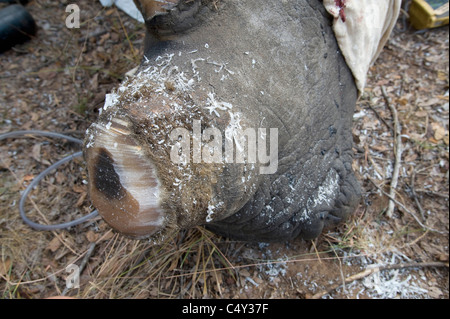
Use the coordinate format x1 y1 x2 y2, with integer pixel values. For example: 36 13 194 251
99 0 144 22
323 0 401 93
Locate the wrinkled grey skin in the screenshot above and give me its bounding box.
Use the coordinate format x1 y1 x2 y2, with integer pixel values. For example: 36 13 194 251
139 0 361 241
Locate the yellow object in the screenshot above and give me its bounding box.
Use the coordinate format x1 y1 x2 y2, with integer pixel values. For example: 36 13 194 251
409 0 449 29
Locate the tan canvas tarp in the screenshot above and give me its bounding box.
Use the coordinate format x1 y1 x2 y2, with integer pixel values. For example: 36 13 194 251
323 0 402 94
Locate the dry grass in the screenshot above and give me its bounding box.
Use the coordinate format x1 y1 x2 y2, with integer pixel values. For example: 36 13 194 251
74 227 240 299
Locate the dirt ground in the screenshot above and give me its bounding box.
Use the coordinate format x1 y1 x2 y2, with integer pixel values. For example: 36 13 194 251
0 1 448 299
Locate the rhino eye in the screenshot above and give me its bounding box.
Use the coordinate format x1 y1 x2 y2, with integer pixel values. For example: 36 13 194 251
94 148 125 200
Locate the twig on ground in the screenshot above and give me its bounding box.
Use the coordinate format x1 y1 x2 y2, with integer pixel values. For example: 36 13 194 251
404 229 430 248
381 86 403 218
365 101 394 132
310 239 323 264
367 178 445 234
409 169 426 220
415 189 449 199
368 153 385 179
310 261 449 299
326 239 346 294
77 29 108 43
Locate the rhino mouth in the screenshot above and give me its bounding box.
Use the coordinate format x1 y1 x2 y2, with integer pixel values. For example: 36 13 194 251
85 118 165 239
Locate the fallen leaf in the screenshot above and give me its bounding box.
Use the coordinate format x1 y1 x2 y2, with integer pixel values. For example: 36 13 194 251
37 67 58 80
73 184 86 193
31 112 39 122
414 110 428 118
437 71 447 81
98 32 110 46
85 230 99 243
239 269 251 277
420 98 442 107
397 97 408 106
90 73 99 91
32 143 41 163
75 192 87 207
371 144 388 152
213 272 223 285
168 255 178 272
95 51 109 62
105 8 115 16
404 153 418 162
22 175 35 182
431 122 448 141
47 237 62 253
55 172 66 184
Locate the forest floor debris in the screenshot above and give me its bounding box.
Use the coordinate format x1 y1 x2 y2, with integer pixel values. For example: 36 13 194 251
0 1 448 299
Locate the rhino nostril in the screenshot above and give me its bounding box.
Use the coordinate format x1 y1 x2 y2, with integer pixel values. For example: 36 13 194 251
93 148 126 200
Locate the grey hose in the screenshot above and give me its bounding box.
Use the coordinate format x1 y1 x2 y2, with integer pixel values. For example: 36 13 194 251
0 130 99 231
0 130 84 145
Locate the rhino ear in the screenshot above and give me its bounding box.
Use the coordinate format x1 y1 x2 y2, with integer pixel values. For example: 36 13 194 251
133 0 180 21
